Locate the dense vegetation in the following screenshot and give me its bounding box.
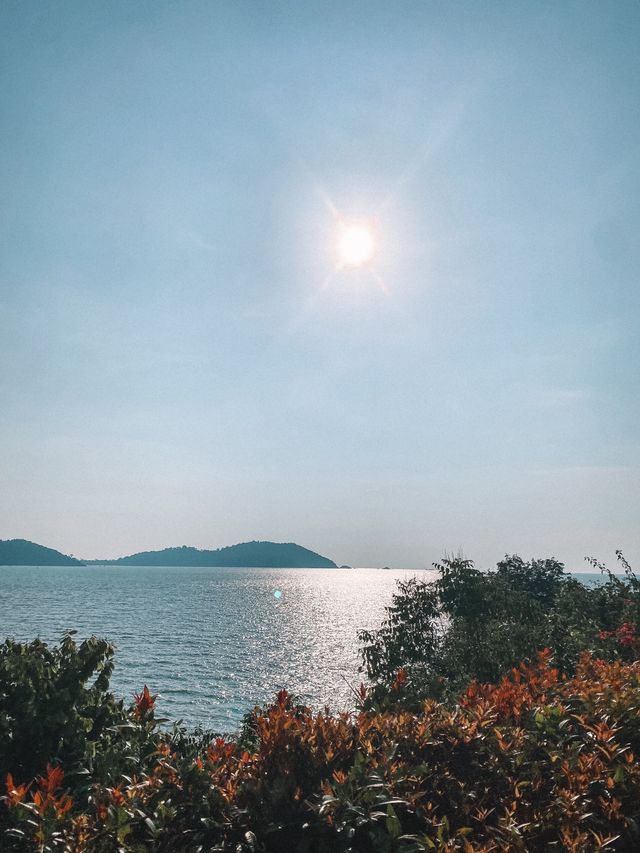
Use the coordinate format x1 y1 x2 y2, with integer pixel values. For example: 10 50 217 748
0 540 84 566
359 552 640 708
2 553 640 851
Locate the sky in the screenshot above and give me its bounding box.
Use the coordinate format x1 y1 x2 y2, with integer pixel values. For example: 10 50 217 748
1 1 639 569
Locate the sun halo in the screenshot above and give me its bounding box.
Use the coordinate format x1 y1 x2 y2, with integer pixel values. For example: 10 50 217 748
336 221 376 269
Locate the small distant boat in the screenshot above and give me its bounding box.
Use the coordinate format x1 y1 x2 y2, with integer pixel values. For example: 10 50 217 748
381 566 391 570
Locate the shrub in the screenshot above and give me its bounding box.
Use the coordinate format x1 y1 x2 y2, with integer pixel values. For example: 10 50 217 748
3 555 640 851
359 552 640 708
0 632 128 785
3 651 640 851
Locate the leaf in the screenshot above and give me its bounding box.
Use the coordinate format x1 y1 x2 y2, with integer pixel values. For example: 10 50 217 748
386 804 402 838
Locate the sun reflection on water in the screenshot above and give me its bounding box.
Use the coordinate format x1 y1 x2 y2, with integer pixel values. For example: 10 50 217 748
0 566 433 730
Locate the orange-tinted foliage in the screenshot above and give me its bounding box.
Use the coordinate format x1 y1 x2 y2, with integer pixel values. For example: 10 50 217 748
4 654 640 851
132 684 156 718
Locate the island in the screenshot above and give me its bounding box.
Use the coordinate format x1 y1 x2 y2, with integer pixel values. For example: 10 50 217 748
86 540 337 568
0 538 85 566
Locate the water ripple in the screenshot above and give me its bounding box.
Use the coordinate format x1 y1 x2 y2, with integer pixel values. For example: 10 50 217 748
0 566 430 730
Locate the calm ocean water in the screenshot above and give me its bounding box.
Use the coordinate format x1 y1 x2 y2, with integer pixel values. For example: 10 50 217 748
0 566 606 731
0 566 431 730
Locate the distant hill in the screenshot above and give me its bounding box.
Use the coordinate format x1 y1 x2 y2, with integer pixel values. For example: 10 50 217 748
0 539 85 566
88 540 337 568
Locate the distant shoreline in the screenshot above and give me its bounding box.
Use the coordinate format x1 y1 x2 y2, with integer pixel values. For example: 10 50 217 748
0 538 337 569
0 564 622 575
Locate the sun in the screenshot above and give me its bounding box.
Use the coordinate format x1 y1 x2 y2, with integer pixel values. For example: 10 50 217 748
336 221 376 268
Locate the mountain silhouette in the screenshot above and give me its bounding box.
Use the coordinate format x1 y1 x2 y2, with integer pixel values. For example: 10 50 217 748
0 538 85 566
87 540 337 568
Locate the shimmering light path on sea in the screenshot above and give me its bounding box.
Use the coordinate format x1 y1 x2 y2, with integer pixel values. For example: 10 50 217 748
0 566 431 730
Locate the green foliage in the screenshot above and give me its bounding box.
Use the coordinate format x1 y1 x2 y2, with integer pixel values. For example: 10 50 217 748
3 555 640 851
359 552 640 706
4 648 640 851
0 632 127 784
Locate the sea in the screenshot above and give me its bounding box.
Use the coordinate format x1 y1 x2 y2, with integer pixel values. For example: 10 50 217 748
0 566 607 732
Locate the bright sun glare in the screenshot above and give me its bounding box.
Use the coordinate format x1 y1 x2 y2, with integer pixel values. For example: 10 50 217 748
336 222 376 268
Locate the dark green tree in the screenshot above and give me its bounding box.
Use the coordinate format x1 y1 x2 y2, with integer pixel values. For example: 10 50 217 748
359 552 640 708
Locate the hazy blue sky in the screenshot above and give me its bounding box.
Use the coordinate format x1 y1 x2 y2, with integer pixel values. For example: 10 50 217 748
1 1 639 568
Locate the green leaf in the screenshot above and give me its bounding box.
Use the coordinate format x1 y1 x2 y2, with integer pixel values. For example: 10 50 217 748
386 804 401 838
